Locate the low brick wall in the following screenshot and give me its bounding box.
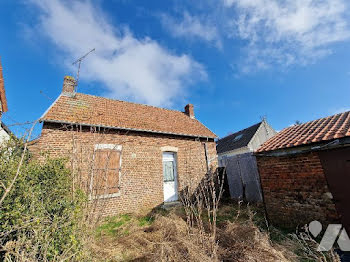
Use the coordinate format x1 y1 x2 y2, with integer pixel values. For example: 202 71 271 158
256 152 339 229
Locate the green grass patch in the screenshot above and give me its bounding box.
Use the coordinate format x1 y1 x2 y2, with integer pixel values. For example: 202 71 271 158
138 216 155 227
96 214 132 237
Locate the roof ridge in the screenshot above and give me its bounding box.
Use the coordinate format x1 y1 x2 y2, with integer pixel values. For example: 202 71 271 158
294 110 350 128
74 92 188 115
275 110 350 135
42 91 216 138
218 121 262 141
257 110 350 152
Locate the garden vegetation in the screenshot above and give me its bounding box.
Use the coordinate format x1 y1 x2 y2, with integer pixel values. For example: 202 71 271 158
0 139 88 261
0 138 341 261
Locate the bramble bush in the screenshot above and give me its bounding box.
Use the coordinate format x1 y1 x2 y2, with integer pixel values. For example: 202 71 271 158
0 139 88 261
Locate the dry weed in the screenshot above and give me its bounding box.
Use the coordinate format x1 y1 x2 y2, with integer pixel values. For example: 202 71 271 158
218 220 292 262
91 212 214 262
91 206 298 262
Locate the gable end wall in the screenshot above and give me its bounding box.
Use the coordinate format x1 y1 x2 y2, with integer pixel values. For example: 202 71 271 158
249 121 277 152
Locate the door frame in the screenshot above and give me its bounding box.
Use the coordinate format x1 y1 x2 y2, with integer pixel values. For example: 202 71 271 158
162 151 178 202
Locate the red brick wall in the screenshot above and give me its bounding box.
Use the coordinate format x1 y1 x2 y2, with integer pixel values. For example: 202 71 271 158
30 122 217 216
256 152 339 229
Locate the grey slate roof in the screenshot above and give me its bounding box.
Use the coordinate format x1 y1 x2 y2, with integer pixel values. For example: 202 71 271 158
216 122 262 154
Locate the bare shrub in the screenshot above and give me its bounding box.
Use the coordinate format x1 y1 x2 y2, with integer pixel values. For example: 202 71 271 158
286 226 341 262
179 168 225 261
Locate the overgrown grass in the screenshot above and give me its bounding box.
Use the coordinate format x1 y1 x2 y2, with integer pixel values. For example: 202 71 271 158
96 213 157 239
92 202 340 262
92 202 285 261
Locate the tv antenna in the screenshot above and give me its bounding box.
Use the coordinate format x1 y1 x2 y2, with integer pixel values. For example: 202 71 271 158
72 48 95 91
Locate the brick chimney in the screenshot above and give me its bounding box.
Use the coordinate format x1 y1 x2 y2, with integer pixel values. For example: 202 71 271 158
185 104 195 119
62 75 76 93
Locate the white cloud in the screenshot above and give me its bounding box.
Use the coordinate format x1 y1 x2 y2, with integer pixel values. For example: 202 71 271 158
223 0 235 7
330 107 350 115
161 12 222 48
223 0 350 72
28 0 206 106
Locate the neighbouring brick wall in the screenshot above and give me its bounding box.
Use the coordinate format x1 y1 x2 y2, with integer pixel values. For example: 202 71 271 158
30 122 217 216
256 152 339 229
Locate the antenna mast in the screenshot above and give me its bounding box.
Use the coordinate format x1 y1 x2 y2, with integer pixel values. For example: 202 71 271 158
72 48 95 92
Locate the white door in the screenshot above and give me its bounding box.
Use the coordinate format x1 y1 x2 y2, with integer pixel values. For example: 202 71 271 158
163 152 178 202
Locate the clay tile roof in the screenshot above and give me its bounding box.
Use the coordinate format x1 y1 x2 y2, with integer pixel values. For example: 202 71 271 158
257 111 350 152
41 93 216 138
0 57 8 113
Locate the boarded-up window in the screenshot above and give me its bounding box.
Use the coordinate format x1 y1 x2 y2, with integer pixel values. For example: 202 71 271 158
92 145 122 196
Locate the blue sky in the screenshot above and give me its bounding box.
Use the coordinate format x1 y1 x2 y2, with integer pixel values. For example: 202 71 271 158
1 0 350 139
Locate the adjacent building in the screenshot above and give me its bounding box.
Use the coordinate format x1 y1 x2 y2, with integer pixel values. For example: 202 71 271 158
216 120 276 202
216 120 276 166
256 111 350 232
30 76 218 215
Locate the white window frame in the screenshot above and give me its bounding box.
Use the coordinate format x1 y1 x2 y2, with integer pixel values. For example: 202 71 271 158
89 144 122 200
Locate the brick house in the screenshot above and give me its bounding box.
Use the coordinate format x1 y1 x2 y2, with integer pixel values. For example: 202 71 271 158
30 76 217 215
256 111 350 231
